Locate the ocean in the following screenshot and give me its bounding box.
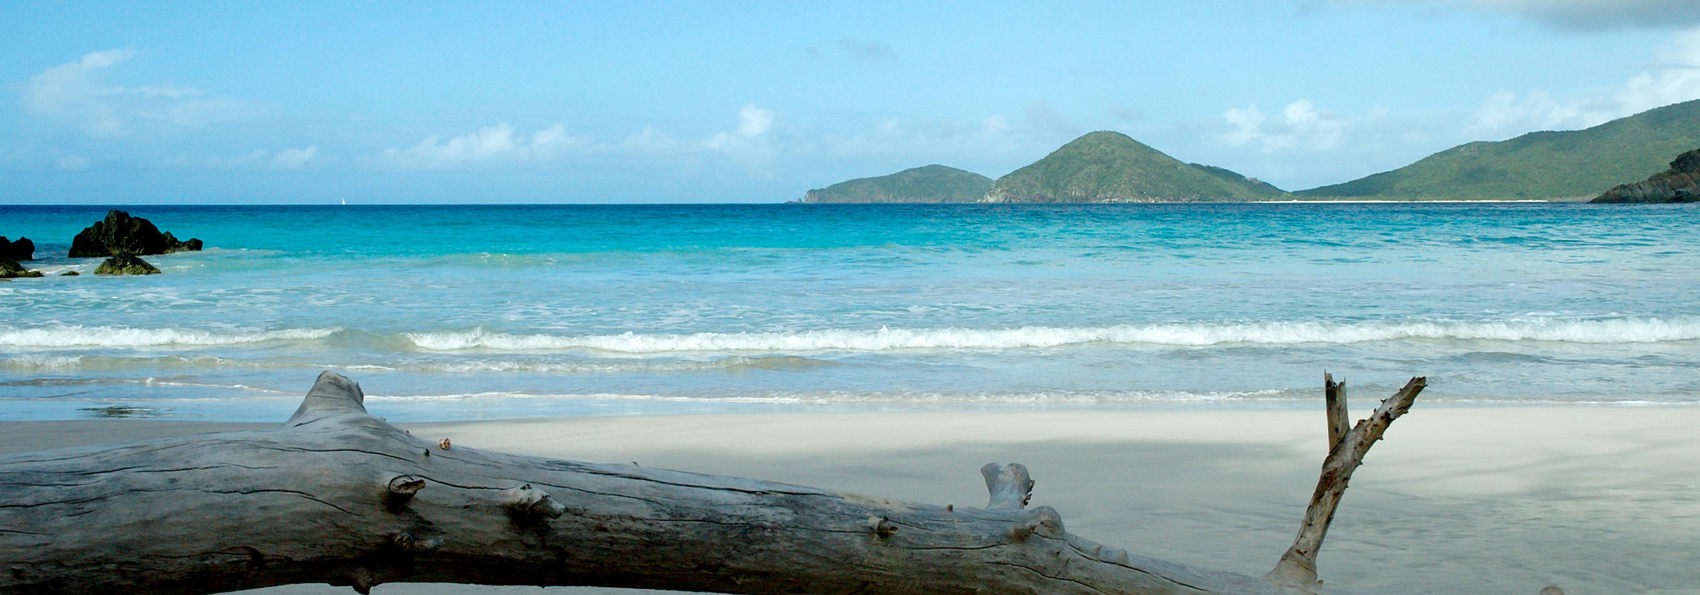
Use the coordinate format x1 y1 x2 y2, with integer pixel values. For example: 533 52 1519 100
2 202 1696 421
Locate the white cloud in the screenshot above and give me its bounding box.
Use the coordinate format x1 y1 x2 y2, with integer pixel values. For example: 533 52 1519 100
372 123 591 169
1617 28 1700 112
269 146 318 170
161 146 323 170
370 107 781 173
622 126 681 152
1465 90 1598 136
1221 106 1264 147
529 124 591 159
21 49 262 137
1467 27 1700 137
1220 99 1346 152
407 124 516 162
77 48 134 70
707 104 776 151
696 104 781 179
23 49 137 136
737 105 774 137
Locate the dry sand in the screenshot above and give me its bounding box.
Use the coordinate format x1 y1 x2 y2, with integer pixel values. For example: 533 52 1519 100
7 406 1698 594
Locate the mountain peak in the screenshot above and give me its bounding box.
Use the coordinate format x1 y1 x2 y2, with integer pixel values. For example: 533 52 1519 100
983 131 1285 203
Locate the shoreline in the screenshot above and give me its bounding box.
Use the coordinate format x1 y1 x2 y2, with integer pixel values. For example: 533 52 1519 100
0 198 1599 208
8 406 1698 593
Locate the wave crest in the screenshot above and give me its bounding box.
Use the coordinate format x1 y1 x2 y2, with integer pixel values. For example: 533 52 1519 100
0 326 341 348
406 317 1700 354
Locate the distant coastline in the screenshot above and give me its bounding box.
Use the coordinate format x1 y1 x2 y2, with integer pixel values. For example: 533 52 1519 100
802 99 1700 205
1260 197 1591 204
791 196 1595 205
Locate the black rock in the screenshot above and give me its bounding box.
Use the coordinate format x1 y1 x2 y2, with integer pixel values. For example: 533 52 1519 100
0 258 43 279
94 254 161 276
0 236 34 261
1592 148 1700 204
159 232 203 254
69 210 203 258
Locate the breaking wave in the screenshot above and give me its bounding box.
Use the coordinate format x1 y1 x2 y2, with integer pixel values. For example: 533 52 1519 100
0 326 341 348
406 317 1700 354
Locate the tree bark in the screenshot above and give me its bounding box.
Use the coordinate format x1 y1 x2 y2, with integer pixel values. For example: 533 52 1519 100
1 372 1419 594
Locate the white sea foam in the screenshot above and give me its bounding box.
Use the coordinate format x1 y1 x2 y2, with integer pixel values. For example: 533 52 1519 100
405 317 1700 354
0 355 85 370
0 326 341 348
390 355 832 374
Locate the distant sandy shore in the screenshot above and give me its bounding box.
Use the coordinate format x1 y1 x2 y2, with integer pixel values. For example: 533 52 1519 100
8 406 1698 594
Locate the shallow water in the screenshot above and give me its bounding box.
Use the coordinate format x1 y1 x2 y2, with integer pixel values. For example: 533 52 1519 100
2 202 1696 420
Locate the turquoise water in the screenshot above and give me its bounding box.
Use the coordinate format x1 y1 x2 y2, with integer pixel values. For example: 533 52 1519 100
2 203 1697 421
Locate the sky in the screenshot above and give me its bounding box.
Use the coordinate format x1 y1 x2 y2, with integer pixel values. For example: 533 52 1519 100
4 1 1700 204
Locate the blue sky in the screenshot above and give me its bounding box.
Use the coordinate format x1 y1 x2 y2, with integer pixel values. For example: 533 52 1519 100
5 1 1700 204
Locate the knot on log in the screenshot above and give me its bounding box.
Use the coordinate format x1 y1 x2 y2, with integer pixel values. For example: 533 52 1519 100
1009 506 1064 542
390 530 444 553
383 474 426 509
981 462 1034 511
504 484 567 520
867 516 898 538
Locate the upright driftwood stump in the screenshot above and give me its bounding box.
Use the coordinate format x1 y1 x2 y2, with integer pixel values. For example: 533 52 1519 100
0 372 1424 594
1269 374 1426 587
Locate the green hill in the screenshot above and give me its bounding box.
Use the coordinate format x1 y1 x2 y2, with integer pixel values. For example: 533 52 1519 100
984 131 1286 202
802 165 992 203
1300 99 1700 200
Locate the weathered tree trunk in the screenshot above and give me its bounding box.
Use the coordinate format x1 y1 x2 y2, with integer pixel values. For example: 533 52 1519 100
1 372 1421 594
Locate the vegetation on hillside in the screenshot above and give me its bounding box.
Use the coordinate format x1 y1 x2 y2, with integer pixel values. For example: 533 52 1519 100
799 100 1700 203
802 165 992 203
1300 99 1700 200
985 131 1287 202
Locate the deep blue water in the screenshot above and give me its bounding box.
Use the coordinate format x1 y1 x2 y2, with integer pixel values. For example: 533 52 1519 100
2 202 1696 421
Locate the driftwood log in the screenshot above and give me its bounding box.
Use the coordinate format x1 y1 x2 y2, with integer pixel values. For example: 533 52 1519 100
0 372 1424 594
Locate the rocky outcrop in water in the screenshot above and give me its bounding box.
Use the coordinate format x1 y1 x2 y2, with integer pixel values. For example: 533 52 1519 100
1591 148 1700 203
69 210 203 258
0 258 43 278
0 236 35 261
94 253 161 276
0 236 41 278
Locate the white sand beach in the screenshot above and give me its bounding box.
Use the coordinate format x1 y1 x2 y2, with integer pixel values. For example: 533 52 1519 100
7 406 1698 594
